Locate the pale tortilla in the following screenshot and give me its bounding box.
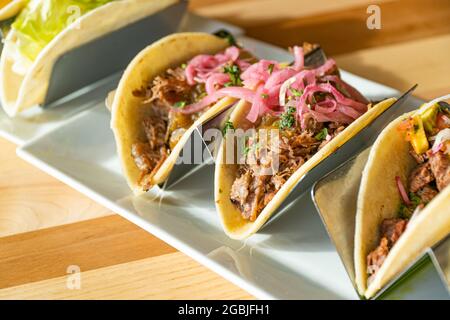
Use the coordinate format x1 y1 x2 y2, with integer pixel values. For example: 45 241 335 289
0 0 25 21
215 97 397 240
354 108 450 299
111 32 239 195
0 0 178 117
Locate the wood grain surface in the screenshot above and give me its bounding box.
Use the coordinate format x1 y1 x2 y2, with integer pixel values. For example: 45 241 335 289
0 0 449 300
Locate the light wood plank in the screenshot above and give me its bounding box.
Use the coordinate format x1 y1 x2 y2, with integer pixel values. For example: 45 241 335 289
0 215 176 289
191 0 383 26
0 139 111 237
0 0 448 300
335 34 450 100
193 0 450 56
0 252 253 300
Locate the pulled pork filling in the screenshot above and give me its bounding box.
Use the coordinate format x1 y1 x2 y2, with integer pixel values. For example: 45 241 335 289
366 102 450 282
130 46 253 190
228 45 370 221
131 67 206 190
230 115 346 221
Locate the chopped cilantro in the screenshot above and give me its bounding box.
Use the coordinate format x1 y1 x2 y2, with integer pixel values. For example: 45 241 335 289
214 29 237 46
261 93 269 99
398 203 412 219
174 101 186 108
268 64 275 75
243 145 251 155
223 64 242 86
222 120 235 136
409 192 422 206
290 87 303 97
315 128 328 141
279 107 296 130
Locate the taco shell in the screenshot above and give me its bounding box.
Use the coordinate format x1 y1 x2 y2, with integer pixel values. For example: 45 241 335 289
111 32 240 195
354 109 450 299
0 0 25 20
215 97 397 240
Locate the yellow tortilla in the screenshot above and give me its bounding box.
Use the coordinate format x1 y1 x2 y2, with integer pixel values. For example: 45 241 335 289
111 32 241 195
215 97 397 240
354 106 450 299
0 0 24 20
0 0 178 117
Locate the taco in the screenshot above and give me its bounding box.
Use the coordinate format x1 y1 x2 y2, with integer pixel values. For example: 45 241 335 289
0 0 178 117
354 95 450 299
111 32 258 194
214 47 397 239
0 0 25 21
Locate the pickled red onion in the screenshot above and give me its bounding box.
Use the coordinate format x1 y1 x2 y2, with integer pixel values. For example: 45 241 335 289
431 128 450 154
396 176 411 206
205 73 230 95
292 46 304 71
322 75 369 104
178 87 255 114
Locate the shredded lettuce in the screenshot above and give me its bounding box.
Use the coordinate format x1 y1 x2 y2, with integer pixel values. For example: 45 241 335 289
12 0 115 61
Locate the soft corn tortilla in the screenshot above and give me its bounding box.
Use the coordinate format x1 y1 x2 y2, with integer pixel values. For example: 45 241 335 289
0 0 178 117
0 0 25 20
215 97 397 240
111 32 240 195
354 110 450 299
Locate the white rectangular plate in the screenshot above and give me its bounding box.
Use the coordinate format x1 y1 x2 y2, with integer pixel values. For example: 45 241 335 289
17 36 421 299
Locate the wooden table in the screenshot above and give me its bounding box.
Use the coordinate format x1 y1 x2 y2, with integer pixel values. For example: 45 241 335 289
0 0 449 299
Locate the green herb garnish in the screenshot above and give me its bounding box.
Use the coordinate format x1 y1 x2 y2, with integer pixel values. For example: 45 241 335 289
398 203 412 219
290 87 303 97
214 29 237 46
409 192 422 207
223 64 242 87
222 120 235 136
174 101 187 108
181 63 187 69
279 107 296 130
261 93 269 99
268 64 275 75
315 128 328 141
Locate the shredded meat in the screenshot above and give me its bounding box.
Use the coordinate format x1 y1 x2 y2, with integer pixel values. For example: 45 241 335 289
229 114 348 221
409 162 435 193
429 151 450 191
380 218 408 245
130 67 203 190
367 237 389 281
409 149 426 164
230 171 251 209
417 185 439 203
131 143 155 173
131 143 167 190
147 68 192 108
142 116 167 150
367 219 408 280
